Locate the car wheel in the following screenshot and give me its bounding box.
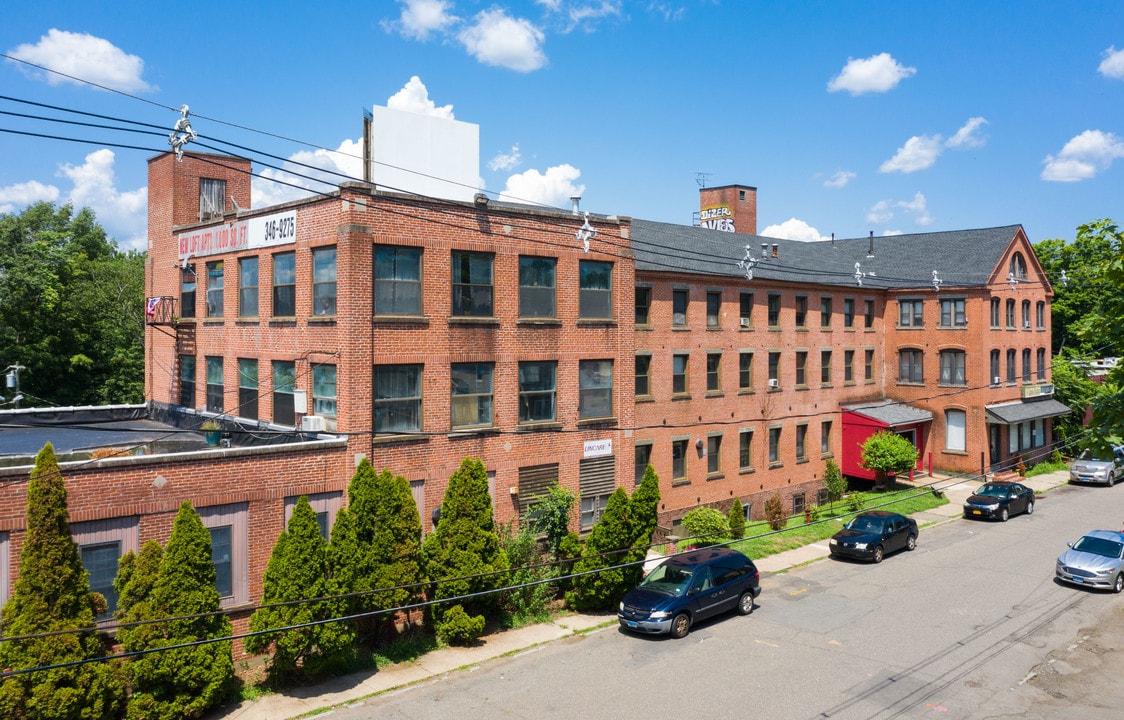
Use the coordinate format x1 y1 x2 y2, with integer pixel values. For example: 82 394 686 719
872 545 884 563
670 612 691 638
1114 574 1124 594
1000 507 1009 522
906 534 917 551
1108 473 1116 487
1025 500 1034 515
737 591 755 615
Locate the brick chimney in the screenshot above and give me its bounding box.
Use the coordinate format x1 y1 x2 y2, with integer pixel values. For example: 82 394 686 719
698 184 757 235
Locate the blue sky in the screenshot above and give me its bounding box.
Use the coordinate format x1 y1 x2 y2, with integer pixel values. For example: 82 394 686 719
1 1 1122 252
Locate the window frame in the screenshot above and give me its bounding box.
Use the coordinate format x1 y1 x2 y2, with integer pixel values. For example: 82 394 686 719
707 434 722 475
706 352 722 392
312 246 337 316
768 426 782 465
272 251 296 318
898 348 924 384
672 438 688 480
205 355 224 413
739 291 754 328
939 297 966 328
451 361 495 429
451 250 495 318
374 364 423 433
820 296 833 328
672 289 689 327
272 360 296 426
578 359 613 420
635 286 652 326
739 429 754 471
205 260 224 318
312 363 337 418
518 360 557 423
706 291 721 328
199 178 226 222
238 358 258 420
795 295 808 328
672 353 689 396
946 409 967 452
635 354 653 398
739 351 753 391
767 293 781 328
820 349 832 385
179 354 196 408
795 351 808 387
375 246 423 317
579 259 613 320
238 256 258 318
198 503 250 607
940 349 967 386
899 299 923 328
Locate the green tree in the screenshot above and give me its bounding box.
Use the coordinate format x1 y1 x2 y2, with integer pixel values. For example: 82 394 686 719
625 465 661 589
1084 220 1124 445
422 458 508 645
681 507 730 546
124 502 233 720
822 458 847 511
860 431 919 490
497 523 556 626
727 501 746 540
764 493 786 531
0 203 145 406
526 483 576 557
246 497 354 683
566 487 633 611
114 539 165 688
0 443 124 720
1049 353 1103 449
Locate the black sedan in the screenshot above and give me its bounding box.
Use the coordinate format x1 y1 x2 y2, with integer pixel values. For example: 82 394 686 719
829 511 918 563
962 481 1035 522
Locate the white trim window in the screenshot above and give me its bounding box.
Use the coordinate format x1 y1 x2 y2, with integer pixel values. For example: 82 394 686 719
946 409 967 452
72 517 140 620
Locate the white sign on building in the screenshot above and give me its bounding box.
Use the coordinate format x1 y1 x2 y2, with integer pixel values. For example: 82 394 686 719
178 210 297 260
583 438 613 458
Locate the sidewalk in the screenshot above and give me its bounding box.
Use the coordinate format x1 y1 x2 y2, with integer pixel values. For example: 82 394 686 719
218 470 1071 720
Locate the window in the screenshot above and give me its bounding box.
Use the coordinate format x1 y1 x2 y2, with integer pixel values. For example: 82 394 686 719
272 360 296 425
739 292 753 328
899 299 923 327
864 299 875 328
284 492 343 540
940 350 966 386
635 355 652 397
990 297 1001 328
579 360 613 419
451 362 493 428
375 246 422 316
205 356 223 412
635 286 652 326
707 435 722 475
1006 298 1016 328
312 247 337 316
946 409 966 451
1021 300 1031 329
180 265 196 318
739 430 754 470
273 252 296 317
769 427 782 464
940 298 966 327
516 256 557 318
205 261 224 318
198 503 249 606
238 257 258 317
739 351 753 390
1022 348 1032 382
580 260 613 319
706 353 722 392
843 298 855 328
72 517 138 621
820 296 833 328
238 359 257 419
518 361 556 423
706 291 721 328
767 293 781 327
199 178 226 221
635 442 653 484
672 354 689 395
179 354 196 408
211 525 233 598
844 350 854 382
1010 252 1027 280
793 493 806 516
672 439 688 480
990 350 1001 385
795 296 807 327
821 349 832 384
795 424 807 461
672 289 688 326
452 251 494 317
795 351 807 386
1037 348 1046 380
865 349 875 381
899 349 923 383
1036 301 1045 329
374 364 422 432
768 351 780 386
821 420 832 455
1007 348 1017 382
312 364 337 418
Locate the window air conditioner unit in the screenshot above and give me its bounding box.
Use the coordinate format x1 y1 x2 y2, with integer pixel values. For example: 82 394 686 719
1024 321 1031 329
768 378 779 388
993 377 1001 385
300 415 326 432
740 318 750 328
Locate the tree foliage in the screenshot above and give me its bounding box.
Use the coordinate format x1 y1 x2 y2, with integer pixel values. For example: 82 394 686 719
1083 219 1124 446
764 493 786 532
0 443 123 720
1049 353 1102 449
0 202 145 406
727 501 746 540
566 487 633 611
822 458 847 509
247 497 355 683
526 483 576 557
681 507 730 546
859 431 919 490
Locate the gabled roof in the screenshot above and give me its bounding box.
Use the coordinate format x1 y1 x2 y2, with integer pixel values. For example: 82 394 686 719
843 400 934 427
631 220 1024 290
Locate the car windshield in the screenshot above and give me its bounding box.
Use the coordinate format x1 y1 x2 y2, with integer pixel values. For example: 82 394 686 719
846 516 884 533
975 484 1010 498
1079 449 1114 462
1072 536 1124 559
639 563 694 596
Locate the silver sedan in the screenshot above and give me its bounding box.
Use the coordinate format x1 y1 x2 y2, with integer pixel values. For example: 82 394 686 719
1056 530 1124 593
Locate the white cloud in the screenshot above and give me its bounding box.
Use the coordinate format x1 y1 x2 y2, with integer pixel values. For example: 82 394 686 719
823 170 856 189
827 53 915 95
387 76 455 118
867 192 933 227
384 0 458 40
499 164 584 206
0 180 60 213
1041 129 1124 182
254 138 364 207
56 149 147 250
896 191 933 225
879 134 943 173
459 9 547 72
1098 46 1124 79
7 29 153 93
760 218 827 242
881 229 903 237
552 1 623 33
866 199 894 225
946 117 988 149
488 144 522 172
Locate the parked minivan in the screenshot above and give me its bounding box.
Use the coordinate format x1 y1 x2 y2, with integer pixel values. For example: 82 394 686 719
618 547 761 638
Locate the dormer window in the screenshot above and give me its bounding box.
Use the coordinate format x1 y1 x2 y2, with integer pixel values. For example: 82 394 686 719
1009 252 1027 281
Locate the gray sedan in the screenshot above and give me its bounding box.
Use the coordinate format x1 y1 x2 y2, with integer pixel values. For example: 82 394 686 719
1056 530 1124 593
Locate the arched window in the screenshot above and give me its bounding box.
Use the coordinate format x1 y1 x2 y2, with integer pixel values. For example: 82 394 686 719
990 297 1001 327
1010 253 1027 280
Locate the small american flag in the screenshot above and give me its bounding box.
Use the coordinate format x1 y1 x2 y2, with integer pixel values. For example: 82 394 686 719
145 296 162 316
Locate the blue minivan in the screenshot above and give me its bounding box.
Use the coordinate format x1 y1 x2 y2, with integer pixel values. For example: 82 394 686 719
618 547 761 638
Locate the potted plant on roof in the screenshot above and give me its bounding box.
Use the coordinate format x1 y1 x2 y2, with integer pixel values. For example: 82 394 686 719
200 419 221 446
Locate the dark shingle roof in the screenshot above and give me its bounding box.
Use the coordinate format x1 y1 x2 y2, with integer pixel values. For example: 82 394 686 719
985 398 1072 425
844 400 934 427
631 220 1023 290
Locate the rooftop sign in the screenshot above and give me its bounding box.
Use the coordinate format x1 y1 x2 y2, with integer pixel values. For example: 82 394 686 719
178 209 296 260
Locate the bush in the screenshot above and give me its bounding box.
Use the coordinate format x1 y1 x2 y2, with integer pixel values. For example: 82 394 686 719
556 532 582 593
526 484 576 557
435 604 485 645
567 488 633 611
764 493 787 531
681 507 730 545
846 493 866 513
727 501 746 540
822 458 846 506
498 523 557 627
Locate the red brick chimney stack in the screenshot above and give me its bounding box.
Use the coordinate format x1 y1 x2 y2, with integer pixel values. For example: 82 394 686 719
698 184 757 235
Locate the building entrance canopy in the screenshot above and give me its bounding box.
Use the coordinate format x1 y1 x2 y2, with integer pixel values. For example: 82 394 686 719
985 398 1072 425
